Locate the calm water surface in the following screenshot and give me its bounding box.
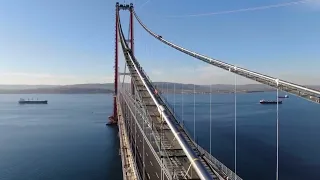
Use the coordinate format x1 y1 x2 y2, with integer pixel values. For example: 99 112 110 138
0 94 122 180
0 92 319 180
167 92 320 180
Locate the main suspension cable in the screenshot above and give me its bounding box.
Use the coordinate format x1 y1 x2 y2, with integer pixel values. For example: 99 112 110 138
132 10 320 104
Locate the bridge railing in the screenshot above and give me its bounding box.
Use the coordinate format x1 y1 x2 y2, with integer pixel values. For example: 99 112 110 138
119 91 166 178
117 93 142 180
121 83 162 153
196 143 243 180
119 88 176 179
118 63 181 179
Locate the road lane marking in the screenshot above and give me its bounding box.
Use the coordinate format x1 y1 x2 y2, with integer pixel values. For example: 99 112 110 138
147 173 150 179
155 172 159 178
146 152 148 156
150 161 153 166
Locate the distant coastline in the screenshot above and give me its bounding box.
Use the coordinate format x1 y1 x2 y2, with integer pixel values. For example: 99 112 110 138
0 83 318 94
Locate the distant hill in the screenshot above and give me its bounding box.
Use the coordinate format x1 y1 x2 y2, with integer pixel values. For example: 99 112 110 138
0 83 114 94
61 83 114 90
0 85 57 90
153 83 275 93
154 82 273 91
0 83 318 94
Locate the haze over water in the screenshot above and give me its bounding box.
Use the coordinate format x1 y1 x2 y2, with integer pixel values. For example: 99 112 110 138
0 92 319 180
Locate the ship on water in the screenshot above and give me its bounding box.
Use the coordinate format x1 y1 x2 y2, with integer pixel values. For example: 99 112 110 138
278 95 289 98
259 99 282 104
18 98 48 104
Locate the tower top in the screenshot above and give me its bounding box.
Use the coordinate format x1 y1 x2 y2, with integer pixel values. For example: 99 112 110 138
116 2 133 10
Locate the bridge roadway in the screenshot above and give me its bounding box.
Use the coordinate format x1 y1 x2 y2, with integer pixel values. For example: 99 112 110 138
130 115 162 180
120 89 184 180
117 13 238 179
122 99 162 180
131 73 195 179
119 48 220 179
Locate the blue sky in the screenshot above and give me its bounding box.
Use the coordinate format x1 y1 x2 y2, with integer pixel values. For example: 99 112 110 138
0 0 319 85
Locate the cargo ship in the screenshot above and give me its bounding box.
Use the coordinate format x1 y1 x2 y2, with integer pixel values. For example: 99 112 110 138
278 95 289 98
18 98 48 104
259 99 282 104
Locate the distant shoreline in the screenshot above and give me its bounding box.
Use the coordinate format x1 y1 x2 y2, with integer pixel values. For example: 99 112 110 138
0 90 275 95
0 82 318 94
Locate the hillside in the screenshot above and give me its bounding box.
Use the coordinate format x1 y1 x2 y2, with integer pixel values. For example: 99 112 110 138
0 84 113 94
0 83 318 94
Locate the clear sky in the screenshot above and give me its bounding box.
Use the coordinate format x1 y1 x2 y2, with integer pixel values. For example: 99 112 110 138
0 0 319 85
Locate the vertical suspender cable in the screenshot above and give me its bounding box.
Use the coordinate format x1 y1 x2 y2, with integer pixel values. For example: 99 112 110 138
143 96 145 180
161 83 164 94
174 83 176 115
276 88 279 180
182 84 184 127
194 79 196 141
210 83 212 155
166 82 169 100
234 74 237 177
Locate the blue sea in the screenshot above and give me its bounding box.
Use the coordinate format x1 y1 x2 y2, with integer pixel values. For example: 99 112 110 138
0 94 122 180
0 92 319 180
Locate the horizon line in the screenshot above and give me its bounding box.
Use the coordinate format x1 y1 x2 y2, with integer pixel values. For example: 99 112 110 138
0 82 319 86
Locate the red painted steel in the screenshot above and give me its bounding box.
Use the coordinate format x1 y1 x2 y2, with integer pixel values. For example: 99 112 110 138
108 4 119 125
130 6 135 96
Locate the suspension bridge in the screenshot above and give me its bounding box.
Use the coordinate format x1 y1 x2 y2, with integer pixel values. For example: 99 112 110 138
108 2 320 180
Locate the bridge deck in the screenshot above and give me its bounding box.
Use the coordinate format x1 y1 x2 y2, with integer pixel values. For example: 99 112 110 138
123 51 220 179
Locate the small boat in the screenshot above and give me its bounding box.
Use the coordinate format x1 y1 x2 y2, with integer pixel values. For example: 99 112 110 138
278 95 289 98
260 99 282 104
18 98 48 104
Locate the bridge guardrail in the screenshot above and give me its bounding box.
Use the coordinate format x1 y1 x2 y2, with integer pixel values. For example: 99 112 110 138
117 95 142 180
119 91 170 179
119 82 179 179
196 143 243 180
119 89 176 179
